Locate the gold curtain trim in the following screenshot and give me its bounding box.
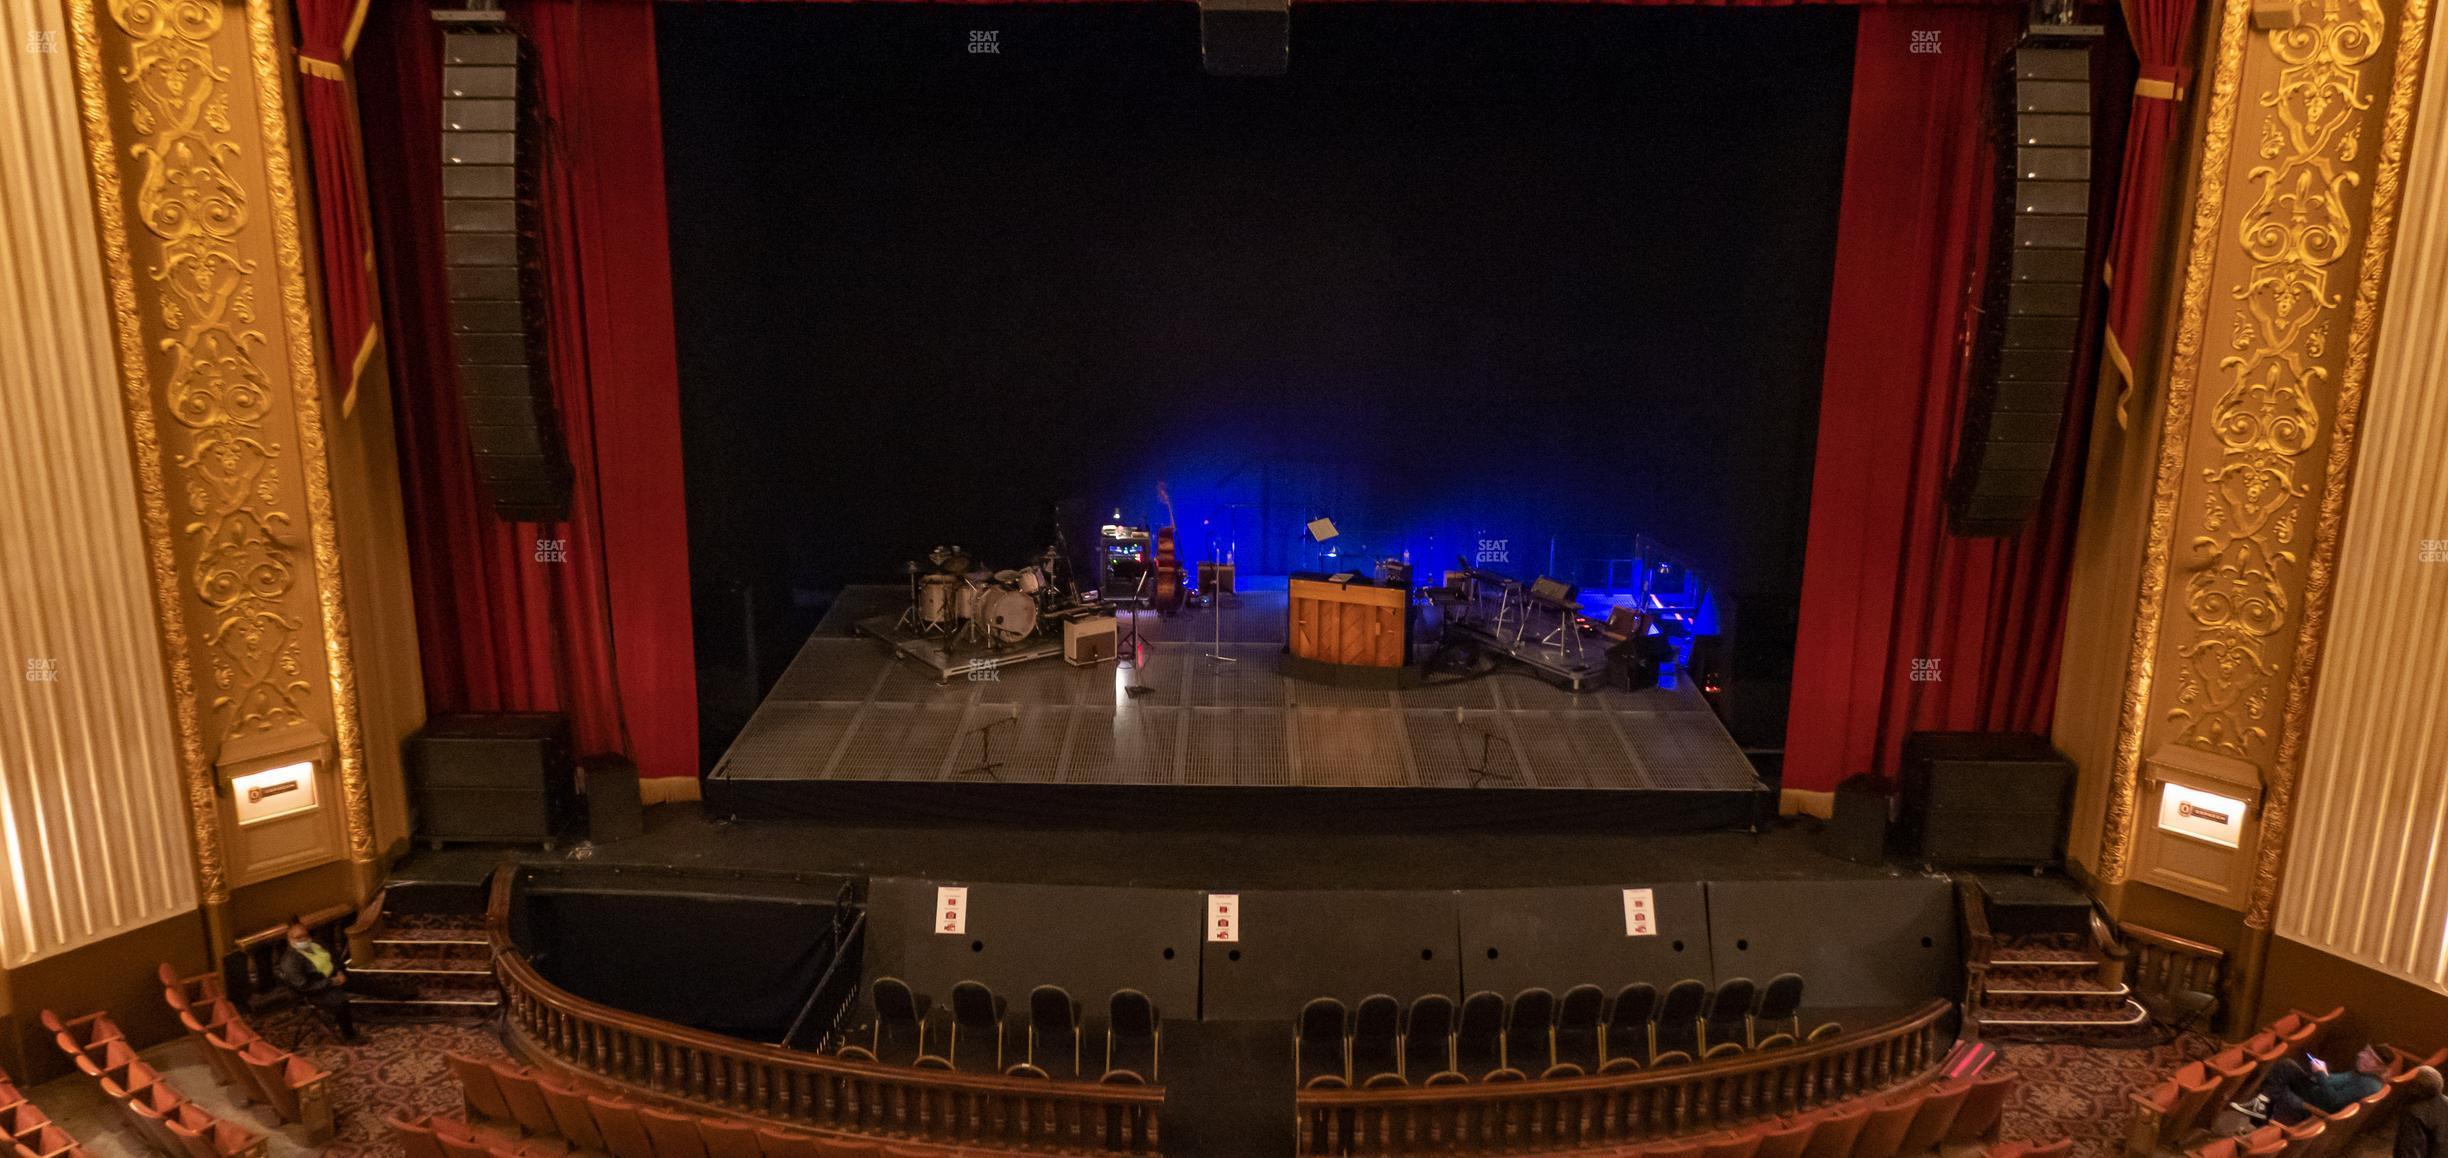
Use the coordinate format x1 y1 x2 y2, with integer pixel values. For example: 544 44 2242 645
298 54 343 79
339 0 368 58
2134 77 2186 100
344 324 378 418
2105 327 2138 430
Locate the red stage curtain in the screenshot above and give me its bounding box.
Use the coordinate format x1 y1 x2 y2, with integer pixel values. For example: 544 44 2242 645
2100 0 2196 419
1780 6 2102 814
293 0 378 414
357 0 700 779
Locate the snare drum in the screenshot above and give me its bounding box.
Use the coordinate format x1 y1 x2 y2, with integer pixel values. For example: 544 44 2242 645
917 574 957 627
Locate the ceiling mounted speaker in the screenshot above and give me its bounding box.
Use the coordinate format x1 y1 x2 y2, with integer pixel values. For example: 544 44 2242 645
1200 0 1289 76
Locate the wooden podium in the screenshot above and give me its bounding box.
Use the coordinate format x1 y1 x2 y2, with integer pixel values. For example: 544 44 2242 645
1287 577 1407 668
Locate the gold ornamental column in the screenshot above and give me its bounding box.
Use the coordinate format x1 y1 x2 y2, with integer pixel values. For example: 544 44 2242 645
65 0 382 944
2087 0 2433 1016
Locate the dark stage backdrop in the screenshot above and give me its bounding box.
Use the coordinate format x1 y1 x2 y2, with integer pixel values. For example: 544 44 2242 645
660 4 1857 749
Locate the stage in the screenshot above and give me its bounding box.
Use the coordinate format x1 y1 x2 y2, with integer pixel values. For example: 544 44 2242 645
706 583 1767 830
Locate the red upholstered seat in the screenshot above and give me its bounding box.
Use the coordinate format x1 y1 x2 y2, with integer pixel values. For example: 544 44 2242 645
534 1077 608 1150
391 1115 449 1158
1699 1131 1765 1158
1948 1071 2018 1145
1897 1080 1971 1154
1802 1104 1872 1158
1852 1090 1925 1158
2191 1138 2242 1158
2240 1123 2290 1158
807 1135 883 1157
639 1107 712 1158
163 1102 264 1158
447 1052 517 1124
1754 1117 1819 1158
488 1061 560 1137
698 1117 765 1158
754 1126 821 1157
586 1097 656 1158
1639 1143 1707 1158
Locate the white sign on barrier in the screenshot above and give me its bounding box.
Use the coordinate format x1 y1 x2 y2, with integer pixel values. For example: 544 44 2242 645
1623 887 1657 937
936 886 969 935
1208 894 1240 942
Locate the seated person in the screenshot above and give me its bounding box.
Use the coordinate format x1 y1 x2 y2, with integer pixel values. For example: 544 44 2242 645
2239 1045 2385 1124
2398 1066 2447 1158
273 916 358 1042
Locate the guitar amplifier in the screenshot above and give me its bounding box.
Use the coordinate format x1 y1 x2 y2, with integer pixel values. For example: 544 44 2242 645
407 712 575 848
1065 616 1119 666
1897 732 2072 867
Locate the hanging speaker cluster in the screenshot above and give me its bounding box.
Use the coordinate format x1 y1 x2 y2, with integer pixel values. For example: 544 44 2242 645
438 26 572 523
1948 27 2101 536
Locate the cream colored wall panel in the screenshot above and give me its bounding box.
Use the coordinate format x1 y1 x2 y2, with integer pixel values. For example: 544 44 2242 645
0 0 198 966
2276 22 2448 993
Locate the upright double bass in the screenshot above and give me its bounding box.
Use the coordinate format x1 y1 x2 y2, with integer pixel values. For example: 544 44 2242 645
1152 482 1189 616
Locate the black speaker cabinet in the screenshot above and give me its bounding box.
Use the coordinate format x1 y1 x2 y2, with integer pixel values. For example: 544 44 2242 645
1897 731 2073 867
578 753 643 843
406 712 575 848
1820 774 1894 866
1199 0 1289 76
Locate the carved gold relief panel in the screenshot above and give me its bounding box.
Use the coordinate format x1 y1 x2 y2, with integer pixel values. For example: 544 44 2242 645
2103 0 2430 907
68 0 373 904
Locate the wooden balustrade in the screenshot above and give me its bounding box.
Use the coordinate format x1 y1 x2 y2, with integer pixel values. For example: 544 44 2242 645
485 865 1164 1154
2117 923 2225 1010
1294 999 1956 1156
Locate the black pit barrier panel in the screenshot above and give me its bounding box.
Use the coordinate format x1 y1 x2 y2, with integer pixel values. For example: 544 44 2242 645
1700 878 1960 1010
1199 889 1460 1020
862 877 1203 1019
1457 882 1714 997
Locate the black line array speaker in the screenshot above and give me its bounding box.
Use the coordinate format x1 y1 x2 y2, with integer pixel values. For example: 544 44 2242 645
1896 731 2073 867
1949 27 2102 536
1199 0 1289 76
440 27 571 522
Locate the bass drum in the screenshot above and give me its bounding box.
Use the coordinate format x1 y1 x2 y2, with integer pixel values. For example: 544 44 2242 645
977 586 1041 645
917 574 958 628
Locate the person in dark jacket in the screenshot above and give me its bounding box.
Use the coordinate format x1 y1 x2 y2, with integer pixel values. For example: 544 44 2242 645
2399 1066 2448 1158
2250 1045 2386 1124
272 917 358 1041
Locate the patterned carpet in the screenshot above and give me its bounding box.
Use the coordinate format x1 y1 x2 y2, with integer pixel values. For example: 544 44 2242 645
1996 1031 2222 1158
254 1006 512 1157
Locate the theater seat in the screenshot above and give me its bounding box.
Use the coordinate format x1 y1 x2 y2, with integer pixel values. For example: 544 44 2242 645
698 1117 764 1158
586 1095 656 1158
1756 973 1805 1046
755 1127 820 1158
1025 985 1081 1079
1556 985 1605 1073
534 1077 607 1150
868 978 930 1065
946 981 1004 1074
1947 1072 2018 1145
1701 978 1756 1055
1656 980 1707 1059
2297 1104 2353 1158
238 1042 332 1139
1456 992 1505 1078
640 1107 711 1158
447 1051 517 1124
1404 994 1457 1080
1801 1104 1871 1158
1106 989 1160 1081
2239 1124 2289 1158
1296 997 1349 1088
806 1137 881 1158
1896 1081 1970 1154
1699 1130 1765 1158
1755 1117 1818 1158
1353 994 1401 1084
1504 988 1557 1075
392 1114 449 1158
1642 1141 1707 1158
1605 983 1658 1069
1852 1091 1925 1158
489 1061 559 1137
163 1103 265 1158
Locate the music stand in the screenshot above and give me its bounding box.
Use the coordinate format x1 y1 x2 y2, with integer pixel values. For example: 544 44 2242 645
1456 708 1517 787
950 709 1019 781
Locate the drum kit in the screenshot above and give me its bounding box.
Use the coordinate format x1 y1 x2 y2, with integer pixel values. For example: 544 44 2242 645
903 544 1072 648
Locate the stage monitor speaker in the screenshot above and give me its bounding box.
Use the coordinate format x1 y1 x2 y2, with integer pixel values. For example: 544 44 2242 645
406 712 575 847
1200 0 1288 76
1949 28 2102 536
1897 731 2073 867
579 754 643 843
438 25 571 522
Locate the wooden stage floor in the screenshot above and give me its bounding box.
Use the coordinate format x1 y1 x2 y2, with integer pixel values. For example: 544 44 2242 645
706 584 1766 830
